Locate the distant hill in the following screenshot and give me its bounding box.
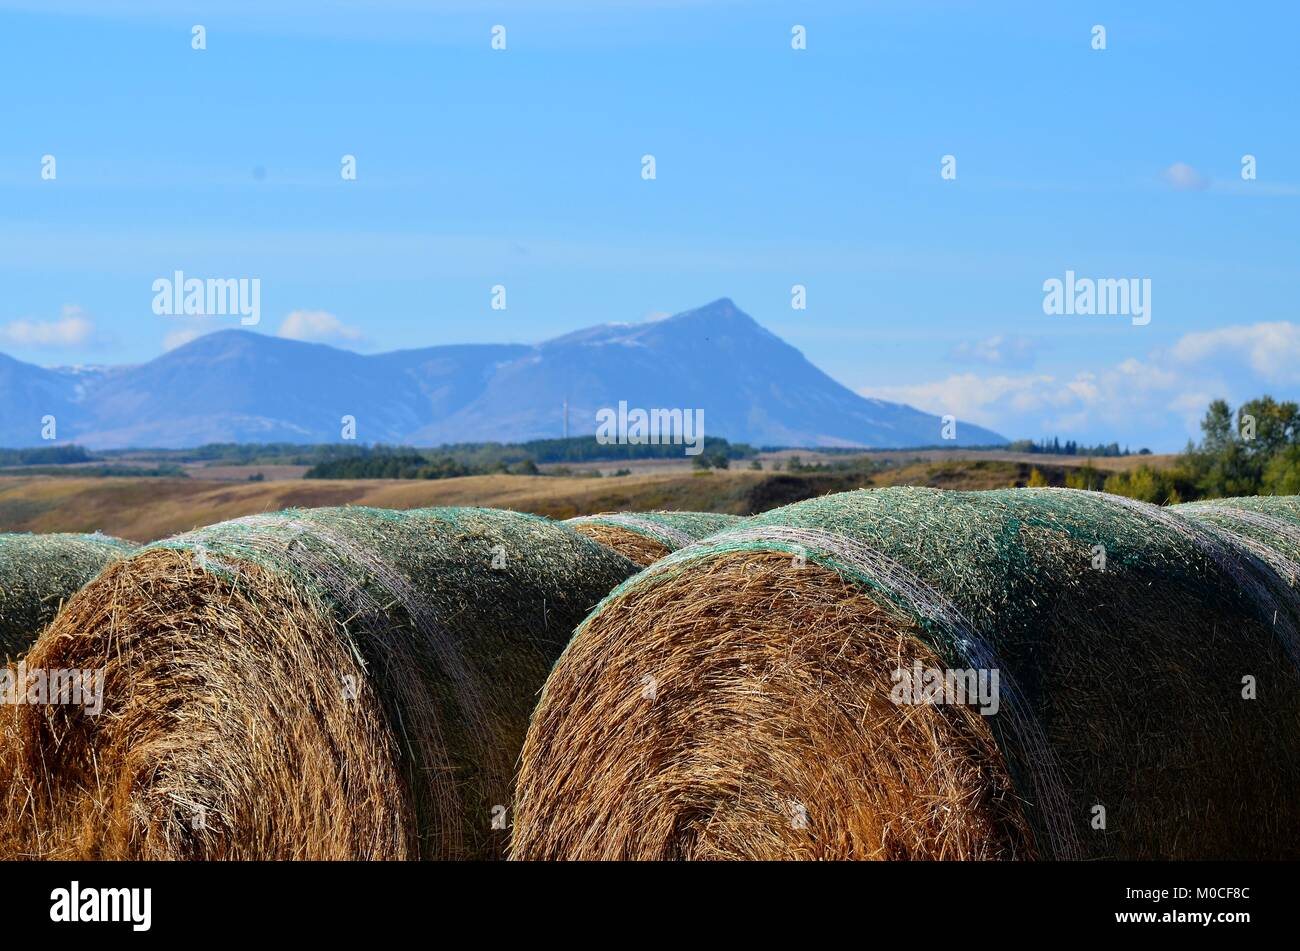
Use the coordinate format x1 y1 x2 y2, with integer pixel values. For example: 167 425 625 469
0 298 1006 449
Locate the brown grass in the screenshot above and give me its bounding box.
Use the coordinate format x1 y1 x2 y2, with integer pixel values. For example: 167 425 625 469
512 552 1035 860
0 473 767 541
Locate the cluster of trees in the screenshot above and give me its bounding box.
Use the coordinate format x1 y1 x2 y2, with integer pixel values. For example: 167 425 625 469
0 445 93 466
305 453 539 480
691 453 731 470
1031 395 1300 505
780 454 888 476
303 436 758 480
1 436 760 481
1179 396 1300 497
1007 437 1148 457
525 435 753 464
98 442 374 466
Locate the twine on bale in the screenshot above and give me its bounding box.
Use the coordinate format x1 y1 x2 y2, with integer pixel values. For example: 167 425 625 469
513 487 1300 860
566 512 740 566
0 533 134 661
2 506 637 860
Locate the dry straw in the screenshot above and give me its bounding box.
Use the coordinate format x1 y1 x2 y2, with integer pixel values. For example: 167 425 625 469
2 506 636 860
566 511 740 566
0 533 133 661
0 690 19 858
513 487 1300 860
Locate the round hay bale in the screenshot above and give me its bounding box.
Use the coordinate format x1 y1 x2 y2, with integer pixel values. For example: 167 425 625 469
513 487 1300 860
566 511 741 566
3 506 637 860
1174 496 1300 586
0 533 133 661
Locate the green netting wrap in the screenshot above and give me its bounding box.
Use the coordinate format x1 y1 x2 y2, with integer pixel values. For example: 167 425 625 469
0 533 134 660
516 487 1300 860
566 511 740 550
1174 496 1300 585
6 506 638 860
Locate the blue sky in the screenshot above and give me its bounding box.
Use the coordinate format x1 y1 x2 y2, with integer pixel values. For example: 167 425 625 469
1 0 1297 450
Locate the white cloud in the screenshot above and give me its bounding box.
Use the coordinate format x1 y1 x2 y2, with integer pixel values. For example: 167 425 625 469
277 309 367 346
950 334 1036 368
1161 161 1209 192
1171 321 1300 384
0 305 96 348
864 373 1068 428
862 350 1211 446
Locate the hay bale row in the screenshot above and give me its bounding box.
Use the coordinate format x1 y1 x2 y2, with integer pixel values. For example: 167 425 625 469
0 533 134 661
513 487 1300 860
2 506 638 860
566 511 741 566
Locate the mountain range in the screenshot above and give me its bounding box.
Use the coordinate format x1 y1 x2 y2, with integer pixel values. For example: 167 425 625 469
0 299 1006 450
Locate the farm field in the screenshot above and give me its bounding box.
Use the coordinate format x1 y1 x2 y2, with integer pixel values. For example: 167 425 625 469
0 452 1177 542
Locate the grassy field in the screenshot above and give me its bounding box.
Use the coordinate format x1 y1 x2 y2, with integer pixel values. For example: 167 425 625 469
0 451 1177 542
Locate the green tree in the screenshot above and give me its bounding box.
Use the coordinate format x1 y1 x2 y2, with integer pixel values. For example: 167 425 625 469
1103 465 1186 505
1262 445 1300 495
1176 394 1300 499
1064 461 1105 491
1200 399 1235 455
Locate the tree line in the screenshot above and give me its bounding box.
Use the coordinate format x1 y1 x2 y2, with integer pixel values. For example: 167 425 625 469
1030 395 1300 504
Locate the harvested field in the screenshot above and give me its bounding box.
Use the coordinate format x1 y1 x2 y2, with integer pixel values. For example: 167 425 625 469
1 506 637 860
0 532 133 661
566 512 741 566
0 456 1170 541
512 487 1300 860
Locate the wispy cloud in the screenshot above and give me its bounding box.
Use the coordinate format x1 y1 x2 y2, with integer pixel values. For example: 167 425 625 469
0 305 99 349
277 309 368 347
1161 162 1210 192
864 372 1068 430
950 334 1037 368
1170 321 1300 384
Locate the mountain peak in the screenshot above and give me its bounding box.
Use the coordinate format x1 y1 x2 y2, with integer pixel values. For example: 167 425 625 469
542 298 757 349
667 297 747 324
0 299 1008 449
162 328 260 356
